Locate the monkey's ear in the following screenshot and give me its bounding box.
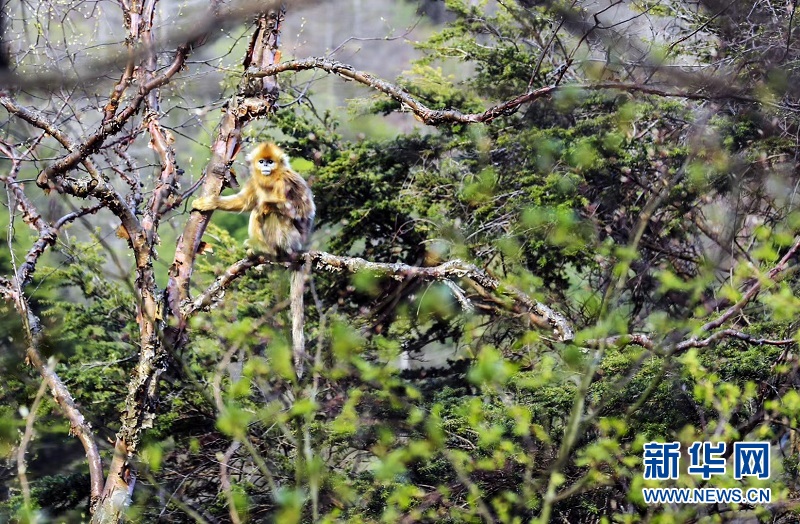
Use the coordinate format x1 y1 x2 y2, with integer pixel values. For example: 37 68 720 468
282 155 291 168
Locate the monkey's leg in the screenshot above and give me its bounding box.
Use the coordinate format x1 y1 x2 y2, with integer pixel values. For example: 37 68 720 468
246 212 274 255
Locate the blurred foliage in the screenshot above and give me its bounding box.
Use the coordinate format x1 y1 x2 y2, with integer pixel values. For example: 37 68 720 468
4 0 800 522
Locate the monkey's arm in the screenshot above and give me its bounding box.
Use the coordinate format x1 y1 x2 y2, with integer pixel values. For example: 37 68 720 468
193 184 256 212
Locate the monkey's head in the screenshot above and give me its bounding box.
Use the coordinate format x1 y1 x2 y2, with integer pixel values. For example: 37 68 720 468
246 142 291 178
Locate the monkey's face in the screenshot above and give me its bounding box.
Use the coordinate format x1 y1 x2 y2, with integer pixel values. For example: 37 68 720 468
248 142 291 178
255 156 277 176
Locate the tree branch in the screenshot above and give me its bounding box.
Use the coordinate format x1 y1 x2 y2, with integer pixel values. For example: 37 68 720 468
35 44 190 193
0 0 322 92
166 8 284 331
0 142 103 286
585 330 795 351
0 279 104 505
252 58 761 126
183 252 575 342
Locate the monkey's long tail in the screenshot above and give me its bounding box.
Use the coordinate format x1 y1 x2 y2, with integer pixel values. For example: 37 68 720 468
290 258 309 379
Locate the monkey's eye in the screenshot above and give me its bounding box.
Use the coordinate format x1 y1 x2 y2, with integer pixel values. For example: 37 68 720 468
258 159 275 165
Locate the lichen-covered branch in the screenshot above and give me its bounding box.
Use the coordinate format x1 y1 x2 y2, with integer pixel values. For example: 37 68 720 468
183 252 575 342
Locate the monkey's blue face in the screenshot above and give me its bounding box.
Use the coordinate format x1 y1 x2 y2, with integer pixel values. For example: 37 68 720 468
256 157 276 176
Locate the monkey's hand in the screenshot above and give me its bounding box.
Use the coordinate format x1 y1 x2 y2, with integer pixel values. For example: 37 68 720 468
192 196 217 211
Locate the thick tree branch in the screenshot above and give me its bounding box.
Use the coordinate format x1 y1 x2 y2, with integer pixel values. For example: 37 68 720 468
98 8 285 524
167 9 284 330
0 279 104 505
252 58 761 125
182 252 575 342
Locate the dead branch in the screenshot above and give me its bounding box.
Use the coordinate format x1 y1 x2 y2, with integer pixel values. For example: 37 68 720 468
96 9 286 522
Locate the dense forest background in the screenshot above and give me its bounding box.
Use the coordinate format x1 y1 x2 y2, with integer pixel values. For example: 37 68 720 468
2 0 800 522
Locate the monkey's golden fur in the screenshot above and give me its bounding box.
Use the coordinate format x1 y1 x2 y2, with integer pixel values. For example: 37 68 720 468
192 142 315 257
193 142 315 378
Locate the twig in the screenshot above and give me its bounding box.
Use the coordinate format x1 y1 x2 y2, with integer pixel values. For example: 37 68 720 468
16 361 51 509
218 441 242 524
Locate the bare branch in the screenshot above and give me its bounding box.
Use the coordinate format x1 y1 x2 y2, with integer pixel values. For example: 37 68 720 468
142 115 180 244
253 58 761 126
36 44 190 192
0 95 142 240
167 8 285 330
0 142 103 286
17 204 103 288
0 0 322 92
183 252 575 342
0 279 104 505
676 329 796 351
16 363 50 509
583 333 656 350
